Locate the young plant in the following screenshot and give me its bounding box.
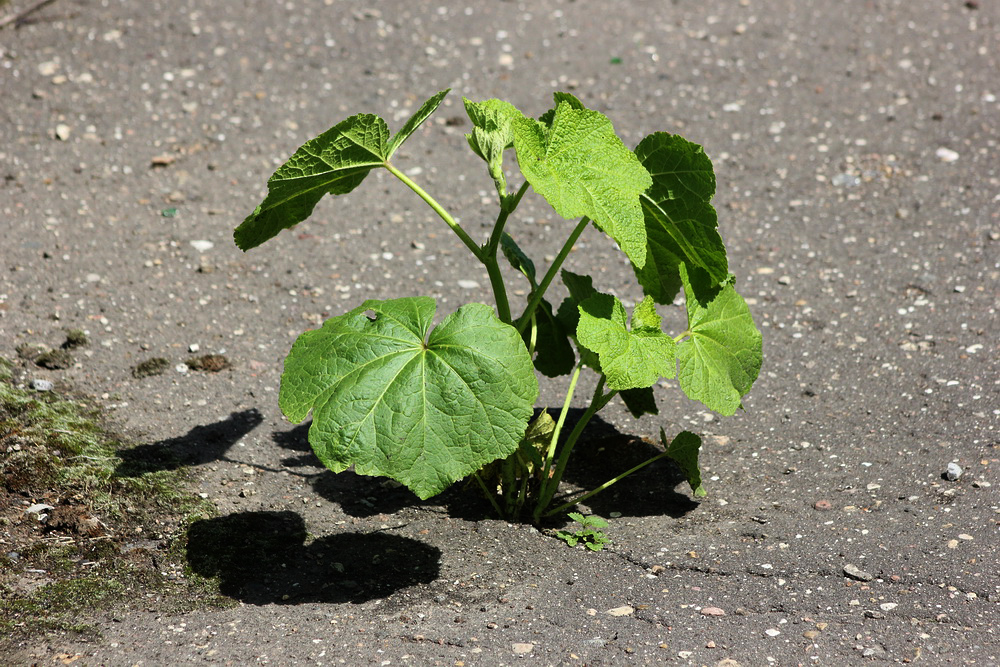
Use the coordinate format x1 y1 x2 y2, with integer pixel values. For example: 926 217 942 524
555 513 610 552
235 90 762 524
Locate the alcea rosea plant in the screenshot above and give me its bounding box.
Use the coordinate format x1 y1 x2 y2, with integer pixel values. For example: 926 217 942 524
235 90 762 523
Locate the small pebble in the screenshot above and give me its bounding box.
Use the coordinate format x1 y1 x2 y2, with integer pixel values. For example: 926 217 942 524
935 147 959 163
945 462 962 480
764 628 781 637
457 279 480 290
844 564 874 582
879 603 898 612
55 124 72 140
511 643 533 655
29 379 54 391
606 605 634 617
813 500 833 511
700 607 726 616
190 240 214 252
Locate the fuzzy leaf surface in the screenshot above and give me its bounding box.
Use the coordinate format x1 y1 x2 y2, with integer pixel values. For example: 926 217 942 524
235 114 389 250
634 133 728 303
576 294 676 391
662 429 706 497
512 103 652 267
464 97 521 187
279 297 538 500
677 264 762 415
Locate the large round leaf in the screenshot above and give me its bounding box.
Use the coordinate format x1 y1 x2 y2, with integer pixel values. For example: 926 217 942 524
279 297 539 500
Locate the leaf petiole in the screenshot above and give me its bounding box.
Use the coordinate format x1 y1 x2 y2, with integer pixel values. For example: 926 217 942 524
384 161 483 262
533 375 615 523
543 451 670 518
516 216 591 336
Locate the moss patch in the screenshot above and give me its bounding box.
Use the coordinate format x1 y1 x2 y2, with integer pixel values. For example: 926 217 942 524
0 359 226 649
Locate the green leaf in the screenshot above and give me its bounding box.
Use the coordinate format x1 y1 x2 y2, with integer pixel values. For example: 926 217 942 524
512 102 652 267
463 97 521 188
519 411 555 470
676 263 762 415
235 114 389 251
279 297 539 500
576 294 676 391
500 233 537 288
527 298 577 377
661 429 706 497
634 132 728 303
236 92 448 251
387 89 450 159
619 387 658 418
555 270 600 371
538 91 586 126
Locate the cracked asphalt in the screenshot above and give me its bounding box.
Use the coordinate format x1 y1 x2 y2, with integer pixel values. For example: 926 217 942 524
1 0 997 664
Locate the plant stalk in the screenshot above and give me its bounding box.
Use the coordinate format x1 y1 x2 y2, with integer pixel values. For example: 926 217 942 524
532 376 615 523
480 182 530 323
516 216 590 336
473 472 504 518
541 363 583 479
543 451 671 518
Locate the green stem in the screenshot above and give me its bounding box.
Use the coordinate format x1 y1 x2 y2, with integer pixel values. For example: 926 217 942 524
533 376 615 523
480 182 530 324
473 472 504 518
540 363 582 482
384 161 483 261
543 451 671 518
501 455 517 517
526 314 539 358
516 216 590 336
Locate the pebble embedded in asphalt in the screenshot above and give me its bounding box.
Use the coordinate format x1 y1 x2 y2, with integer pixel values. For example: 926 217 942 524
843 564 874 582
945 462 963 480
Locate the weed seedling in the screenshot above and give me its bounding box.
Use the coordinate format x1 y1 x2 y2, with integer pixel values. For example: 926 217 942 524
236 90 762 522
556 513 611 551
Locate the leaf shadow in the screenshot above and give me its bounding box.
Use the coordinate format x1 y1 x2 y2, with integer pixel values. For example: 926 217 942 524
272 411 699 523
185 511 441 605
274 423 496 520
114 409 264 477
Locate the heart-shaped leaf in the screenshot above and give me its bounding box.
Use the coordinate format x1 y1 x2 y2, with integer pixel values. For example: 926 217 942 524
576 294 676 391
676 263 762 415
279 297 539 499
513 101 652 267
634 132 728 303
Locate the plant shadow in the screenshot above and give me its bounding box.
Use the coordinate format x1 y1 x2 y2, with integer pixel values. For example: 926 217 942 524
274 410 699 523
185 511 441 604
115 409 264 477
556 413 699 521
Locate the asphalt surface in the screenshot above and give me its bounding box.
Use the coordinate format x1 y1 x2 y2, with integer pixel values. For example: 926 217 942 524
1 0 998 664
